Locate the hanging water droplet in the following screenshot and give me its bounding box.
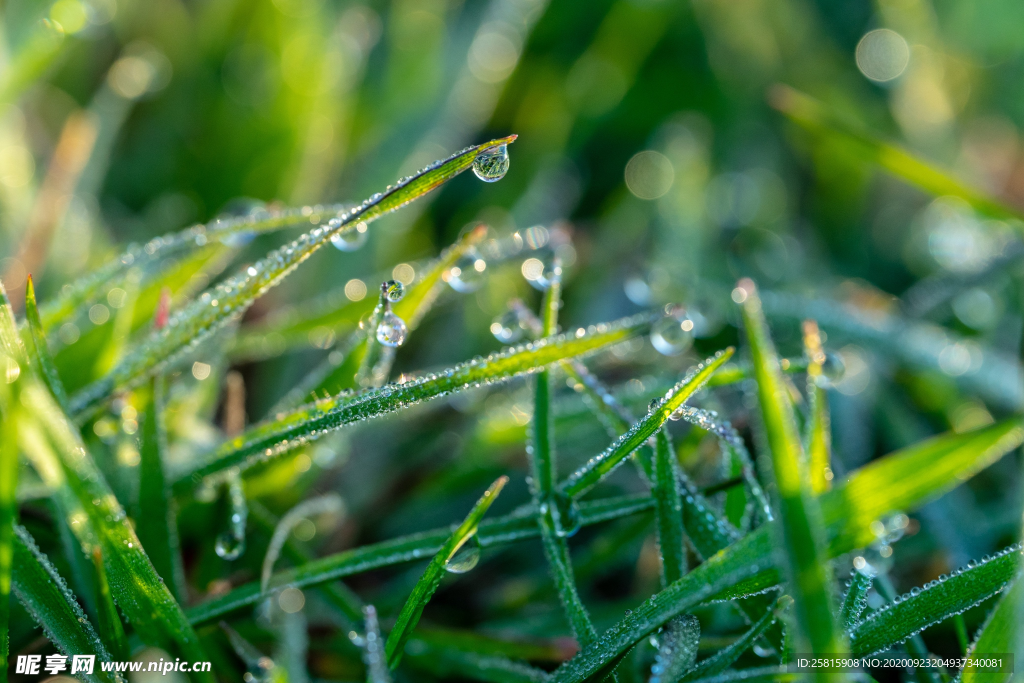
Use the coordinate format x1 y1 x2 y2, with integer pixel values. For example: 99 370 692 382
550 491 582 538
491 307 529 343
383 279 405 302
822 352 845 381
376 311 408 347
472 143 509 182
651 308 694 356
522 254 562 291
447 250 488 293
445 535 481 574
215 532 246 560
330 222 368 252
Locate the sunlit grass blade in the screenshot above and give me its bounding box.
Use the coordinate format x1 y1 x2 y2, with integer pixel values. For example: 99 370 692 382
559 347 735 499
11 525 119 683
0 282 25 364
769 85 1021 220
802 320 832 494
957 576 1020 683
650 615 699 683
849 545 1020 656
90 547 129 661
25 275 69 409
839 571 872 632
681 601 782 682
0 18 65 106
653 428 686 585
385 476 508 668
67 136 517 415
736 278 844 664
172 311 656 491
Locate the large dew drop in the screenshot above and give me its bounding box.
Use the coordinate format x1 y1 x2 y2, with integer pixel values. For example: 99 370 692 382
376 311 408 347
383 279 405 302
550 491 582 538
215 532 245 561
444 535 481 574
330 221 368 252
447 250 487 293
491 307 530 343
651 309 694 356
472 144 509 182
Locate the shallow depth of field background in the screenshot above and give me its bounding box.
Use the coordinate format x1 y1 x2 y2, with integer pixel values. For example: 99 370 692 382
3 0 1024 677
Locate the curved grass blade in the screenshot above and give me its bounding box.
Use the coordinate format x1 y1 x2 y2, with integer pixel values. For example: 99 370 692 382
25 275 69 409
839 570 872 632
172 311 656 492
653 428 686 586
957 576 1020 683
68 136 517 415
11 525 119 683
261 494 345 594
650 615 700 683
802 320 832 494
530 272 598 647
385 476 508 668
736 278 844 664
558 346 735 499
90 547 129 661
850 545 1021 656
680 600 782 682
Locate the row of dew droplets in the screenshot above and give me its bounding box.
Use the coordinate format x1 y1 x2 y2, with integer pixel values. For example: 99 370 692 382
349 605 391 683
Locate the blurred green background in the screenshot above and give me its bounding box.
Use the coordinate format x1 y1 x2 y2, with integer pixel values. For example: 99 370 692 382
4 0 1024 677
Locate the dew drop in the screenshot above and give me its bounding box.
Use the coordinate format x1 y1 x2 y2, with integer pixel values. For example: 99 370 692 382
550 491 582 538
330 223 368 252
448 250 488 293
445 535 481 574
215 532 245 560
376 311 408 347
651 308 694 356
822 352 846 381
472 143 509 182
491 306 530 343
383 279 405 303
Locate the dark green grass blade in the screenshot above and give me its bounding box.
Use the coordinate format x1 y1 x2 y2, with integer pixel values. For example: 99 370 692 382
736 278 844 663
385 476 508 669
957 576 1020 683
559 347 735 498
653 429 686 586
11 525 119 683
90 547 129 661
172 311 656 492
25 275 69 409
769 85 1021 220
850 545 1021 656
650 615 699 683
405 645 550 683
839 571 872 633
136 377 186 601
67 136 517 415
681 602 780 682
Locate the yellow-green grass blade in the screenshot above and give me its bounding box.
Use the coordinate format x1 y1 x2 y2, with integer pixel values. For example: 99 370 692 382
384 476 508 669
25 275 69 410
171 311 656 492
802 319 832 494
0 17 65 106
67 136 517 416
653 429 686 586
736 278 844 666
957 576 1020 683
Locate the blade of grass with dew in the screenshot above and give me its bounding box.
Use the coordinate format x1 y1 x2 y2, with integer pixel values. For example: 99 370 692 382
768 85 1021 220
957 576 1020 683
0 385 16 683
405 647 551 683
188 418 1024 626
849 545 1021 656
11 525 120 683
873 574 943 683
530 270 599 647
839 571 872 633
680 601 783 682
649 615 700 683
90 547 129 661
802 320 832 494
384 476 508 668
172 311 656 492
653 428 686 585
736 278 844 665
25 275 69 409
558 346 735 499
67 136 517 416
21 383 214 678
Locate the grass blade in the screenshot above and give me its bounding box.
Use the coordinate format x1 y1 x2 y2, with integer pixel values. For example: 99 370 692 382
405 646 551 683
90 547 129 661
172 311 656 491
67 136 517 415
650 615 700 683
850 545 1021 656
558 347 735 499
384 476 508 668
25 275 69 409
957 576 1020 683
681 601 782 682
653 428 686 585
839 570 872 632
802 320 832 494
0 385 16 683
11 525 119 683
736 278 844 664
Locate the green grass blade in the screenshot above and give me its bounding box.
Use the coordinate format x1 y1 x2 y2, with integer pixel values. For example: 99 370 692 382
802 320 832 494
736 278 844 663
0 281 25 364
11 525 119 683
653 428 686 585
850 545 1021 656
384 476 508 669
406 645 551 683
559 347 735 498
136 376 186 601
67 136 517 415
681 601 781 682
769 85 1021 220
0 386 17 683
21 382 213 679
172 311 656 491
957 576 1020 683
650 615 700 683
24 275 69 410
90 547 129 661
839 570 872 632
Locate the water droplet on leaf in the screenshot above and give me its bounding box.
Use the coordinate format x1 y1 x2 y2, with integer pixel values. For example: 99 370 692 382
445 535 481 573
550 491 582 538
472 143 509 182
376 311 408 347
491 307 529 343
330 225 368 252
215 532 245 560
383 279 405 302
651 309 694 356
